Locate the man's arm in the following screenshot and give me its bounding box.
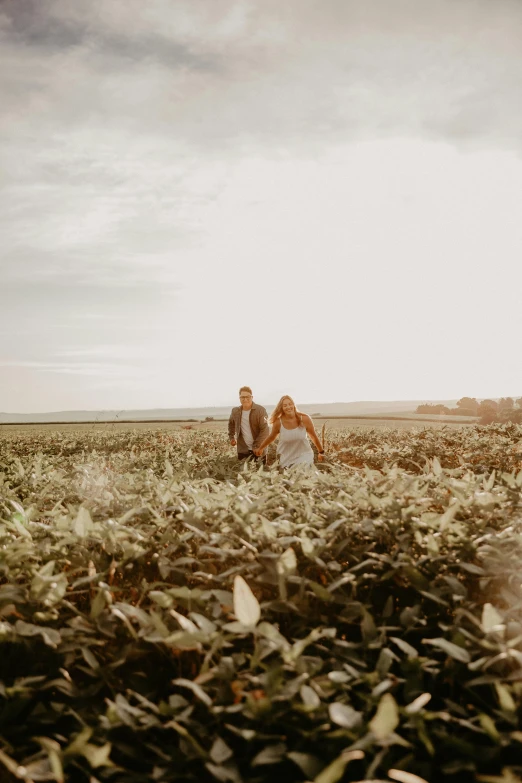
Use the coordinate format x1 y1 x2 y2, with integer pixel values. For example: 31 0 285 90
253 407 270 451
254 418 280 455
228 409 237 445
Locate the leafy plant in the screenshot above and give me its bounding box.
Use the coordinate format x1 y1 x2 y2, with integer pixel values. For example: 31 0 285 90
1 425 522 782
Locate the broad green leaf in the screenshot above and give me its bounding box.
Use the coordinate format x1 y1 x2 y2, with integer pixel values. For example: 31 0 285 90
422 637 470 663
210 737 233 765
73 506 93 537
301 685 321 710
484 470 496 491
478 713 500 742
256 622 290 650
82 742 113 768
481 603 504 634
328 702 362 729
233 575 260 627
495 683 516 712
405 693 431 714
361 608 377 641
477 771 522 783
64 727 93 756
432 457 442 476
14 620 61 648
388 770 430 783
474 491 497 509
277 547 297 576
369 693 399 739
149 590 174 608
251 744 286 766
81 646 99 670
170 608 199 633
314 750 364 783
288 752 324 779
308 580 335 602
190 612 218 634
328 670 350 683
205 761 240 782
390 636 418 658
261 519 277 539
283 627 336 664
10 517 32 539
173 678 212 706
439 502 460 531
0 748 23 776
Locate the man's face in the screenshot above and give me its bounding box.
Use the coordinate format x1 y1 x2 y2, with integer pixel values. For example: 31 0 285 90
239 392 253 410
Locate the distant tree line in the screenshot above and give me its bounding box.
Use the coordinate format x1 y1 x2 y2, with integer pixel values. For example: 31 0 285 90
416 397 522 424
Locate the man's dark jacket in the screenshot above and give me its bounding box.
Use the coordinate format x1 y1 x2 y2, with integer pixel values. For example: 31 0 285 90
228 402 270 455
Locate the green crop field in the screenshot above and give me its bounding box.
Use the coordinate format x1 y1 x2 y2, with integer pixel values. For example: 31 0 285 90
0 415 474 438
1 424 522 782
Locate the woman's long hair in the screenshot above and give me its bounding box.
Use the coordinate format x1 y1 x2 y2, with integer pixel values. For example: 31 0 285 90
269 395 303 426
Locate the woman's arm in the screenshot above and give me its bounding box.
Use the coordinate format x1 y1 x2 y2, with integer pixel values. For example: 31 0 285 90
302 414 325 460
254 419 280 455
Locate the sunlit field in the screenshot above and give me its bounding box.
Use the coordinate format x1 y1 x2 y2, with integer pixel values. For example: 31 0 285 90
0 415 475 438
1 423 522 782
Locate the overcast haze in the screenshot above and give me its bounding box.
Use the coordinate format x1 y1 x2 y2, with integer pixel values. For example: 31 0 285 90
1 0 521 413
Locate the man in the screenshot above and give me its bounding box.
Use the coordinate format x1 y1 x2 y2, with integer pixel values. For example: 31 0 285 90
228 386 270 463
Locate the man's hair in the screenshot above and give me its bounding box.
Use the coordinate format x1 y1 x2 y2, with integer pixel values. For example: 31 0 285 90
239 386 253 396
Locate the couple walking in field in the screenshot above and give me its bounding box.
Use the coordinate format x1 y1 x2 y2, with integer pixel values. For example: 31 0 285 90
228 386 326 468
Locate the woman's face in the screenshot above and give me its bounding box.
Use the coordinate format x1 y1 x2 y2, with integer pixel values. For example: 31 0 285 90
282 398 295 416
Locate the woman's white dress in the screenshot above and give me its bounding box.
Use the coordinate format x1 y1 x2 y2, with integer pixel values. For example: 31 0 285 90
277 420 314 468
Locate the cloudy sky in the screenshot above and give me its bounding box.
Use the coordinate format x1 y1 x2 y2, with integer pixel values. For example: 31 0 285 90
1 0 521 412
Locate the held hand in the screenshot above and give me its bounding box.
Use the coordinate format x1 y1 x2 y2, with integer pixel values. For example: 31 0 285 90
318 452 325 462
253 447 262 457
230 439 237 447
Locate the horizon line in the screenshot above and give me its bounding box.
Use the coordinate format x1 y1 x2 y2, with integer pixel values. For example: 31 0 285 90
2 395 519 417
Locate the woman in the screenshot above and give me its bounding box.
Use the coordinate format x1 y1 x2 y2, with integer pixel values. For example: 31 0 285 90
254 395 326 468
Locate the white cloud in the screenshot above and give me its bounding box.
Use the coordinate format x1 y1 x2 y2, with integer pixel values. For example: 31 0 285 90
1 0 521 411
0 360 140 378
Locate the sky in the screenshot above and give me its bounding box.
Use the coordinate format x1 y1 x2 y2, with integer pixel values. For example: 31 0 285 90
1 0 521 413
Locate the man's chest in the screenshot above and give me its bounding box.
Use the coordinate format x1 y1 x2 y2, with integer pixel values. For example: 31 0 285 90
238 409 258 430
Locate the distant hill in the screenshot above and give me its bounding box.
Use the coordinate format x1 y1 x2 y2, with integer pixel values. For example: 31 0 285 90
0 400 462 424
